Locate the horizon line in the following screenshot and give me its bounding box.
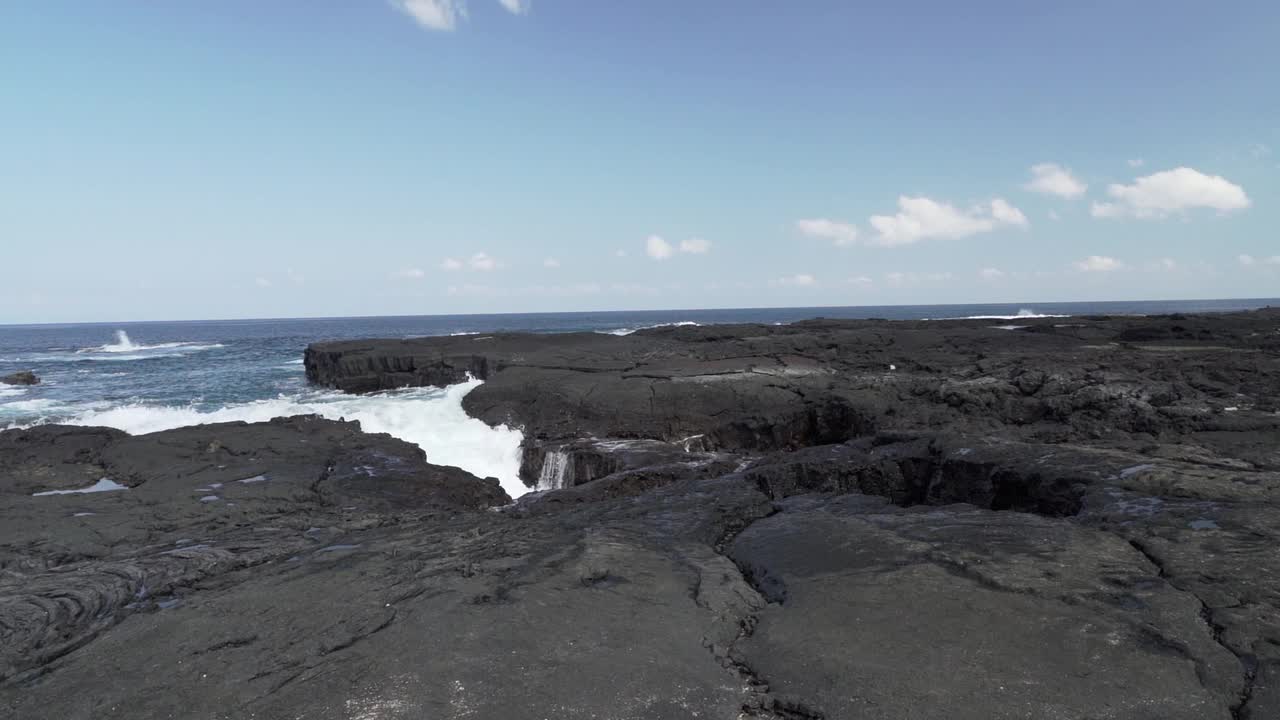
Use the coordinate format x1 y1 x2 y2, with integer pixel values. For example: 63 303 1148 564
2 296 1278 329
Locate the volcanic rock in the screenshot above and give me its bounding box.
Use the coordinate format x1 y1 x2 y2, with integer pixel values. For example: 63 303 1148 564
3 310 1280 718
0 371 38 386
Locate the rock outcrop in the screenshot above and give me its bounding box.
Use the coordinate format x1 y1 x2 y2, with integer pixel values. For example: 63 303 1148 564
3 309 1280 718
0 370 39 386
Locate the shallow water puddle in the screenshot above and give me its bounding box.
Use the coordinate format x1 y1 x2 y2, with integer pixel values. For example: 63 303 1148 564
32 477 128 496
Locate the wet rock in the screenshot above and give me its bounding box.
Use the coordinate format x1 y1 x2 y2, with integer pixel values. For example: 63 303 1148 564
0 371 38 386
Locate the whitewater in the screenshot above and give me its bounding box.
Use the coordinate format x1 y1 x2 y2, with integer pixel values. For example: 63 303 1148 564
4 301 1276 501
9 377 528 499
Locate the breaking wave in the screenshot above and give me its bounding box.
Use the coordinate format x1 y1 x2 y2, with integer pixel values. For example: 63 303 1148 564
950 309 1070 321
24 378 528 499
78 330 225 355
599 321 702 336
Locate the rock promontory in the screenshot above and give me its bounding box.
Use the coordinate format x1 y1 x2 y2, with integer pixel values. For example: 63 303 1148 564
2 309 1279 718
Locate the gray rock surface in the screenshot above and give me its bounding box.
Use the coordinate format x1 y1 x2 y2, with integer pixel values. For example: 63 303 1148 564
3 310 1280 718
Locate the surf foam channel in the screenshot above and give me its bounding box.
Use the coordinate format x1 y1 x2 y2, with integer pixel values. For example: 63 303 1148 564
53 378 528 499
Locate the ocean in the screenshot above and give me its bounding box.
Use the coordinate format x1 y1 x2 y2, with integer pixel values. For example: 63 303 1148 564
3 298 1276 497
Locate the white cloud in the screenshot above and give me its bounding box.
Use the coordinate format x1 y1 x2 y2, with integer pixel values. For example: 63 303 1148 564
615 249 627 258
441 258 463 271
990 198 1029 226
1090 167 1250 219
392 0 466 31
392 0 528 31
646 235 674 260
796 218 858 247
848 275 874 286
868 196 1028 246
254 277 272 288
773 273 816 287
1242 254 1280 266
1252 143 1272 159
1024 163 1087 198
1128 158 1145 168
394 268 427 279
469 252 496 271
1048 209 1060 221
1073 255 1123 272
680 237 712 254
645 235 710 259
1148 258 1177 272
542 258 561 268
979 267 1005 280
286 268 304 286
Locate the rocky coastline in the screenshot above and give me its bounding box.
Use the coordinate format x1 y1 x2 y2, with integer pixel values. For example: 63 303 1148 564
4 309 1280 718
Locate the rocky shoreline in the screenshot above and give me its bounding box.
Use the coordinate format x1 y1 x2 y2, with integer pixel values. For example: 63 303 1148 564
4 309 1280 718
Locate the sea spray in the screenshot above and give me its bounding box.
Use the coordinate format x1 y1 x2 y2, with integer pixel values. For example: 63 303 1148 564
103 330 139 353
50 378 529 499
536 450 572 491
947 309 1071 321
599 321 702 336
75 330 225 355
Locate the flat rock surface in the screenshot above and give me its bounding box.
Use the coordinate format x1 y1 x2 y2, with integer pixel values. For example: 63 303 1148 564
2 310 1279 718
307 310 1280 462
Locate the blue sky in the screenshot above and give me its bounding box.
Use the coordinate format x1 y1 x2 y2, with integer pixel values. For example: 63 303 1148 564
1 0 1277 323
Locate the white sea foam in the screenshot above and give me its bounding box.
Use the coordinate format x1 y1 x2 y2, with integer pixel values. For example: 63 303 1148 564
0 386 27 399
536 450 572 491
2 398 60 413
599 321 702 336
77 330 225 355
953 309 1070 321
49 378 528 499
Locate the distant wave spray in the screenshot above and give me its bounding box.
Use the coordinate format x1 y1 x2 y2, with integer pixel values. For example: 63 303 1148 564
76 330 225 356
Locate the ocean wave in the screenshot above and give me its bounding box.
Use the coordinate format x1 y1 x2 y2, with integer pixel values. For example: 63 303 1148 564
0 386 28 399
1 398 61 413
77 330 225 355
22 378 528 499
18 352 188 363
599 321 702 336
941 309 1070 321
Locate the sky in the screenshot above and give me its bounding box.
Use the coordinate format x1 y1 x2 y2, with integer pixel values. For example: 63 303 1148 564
1 0 1278 323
